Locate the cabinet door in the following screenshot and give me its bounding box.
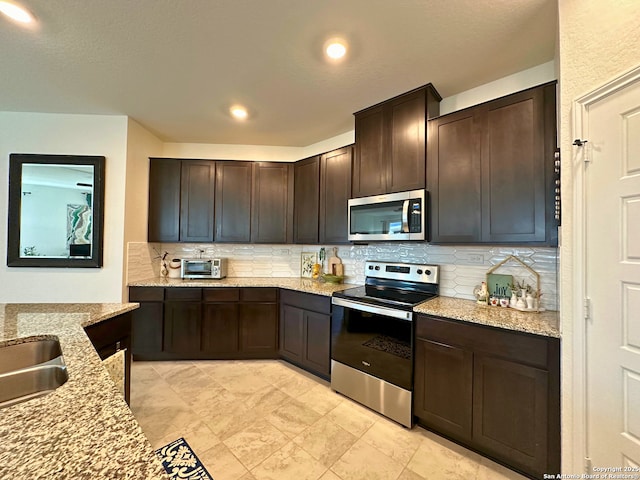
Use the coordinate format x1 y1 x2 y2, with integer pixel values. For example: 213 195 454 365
353 105 386 197
131 302 164 355
215 161 252 242
303 311 331 377
239 303 278 356
428 109 482 243
163 302 201 354
251 162 294 243
414 337 473 441
387 89 426 193
279 304 304 363
293 156 320 243
473 354 549 477
148 158 181 242
201 303 239 353
480 87 547 243
180 160 215 242
84 313 132 404
319 146 352 244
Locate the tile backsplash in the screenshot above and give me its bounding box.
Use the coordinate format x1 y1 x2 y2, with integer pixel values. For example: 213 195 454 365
127 242 558 310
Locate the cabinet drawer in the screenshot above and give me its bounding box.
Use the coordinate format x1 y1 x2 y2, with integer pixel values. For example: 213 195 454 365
280 289 331 314
416 315 548 369
129 287 164 302
241 288 278 303
165 288 202 301
203 288 240 302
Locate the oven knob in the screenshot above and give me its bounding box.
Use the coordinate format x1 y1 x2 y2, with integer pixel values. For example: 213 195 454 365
368 265 374 270
425 269 431 276
416 269 423 275
374 266 380 270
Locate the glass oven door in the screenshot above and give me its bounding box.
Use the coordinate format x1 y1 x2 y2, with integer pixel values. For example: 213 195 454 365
331 300 413 391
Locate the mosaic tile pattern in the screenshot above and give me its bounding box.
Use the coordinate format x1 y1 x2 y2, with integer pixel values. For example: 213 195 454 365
127 242 558 310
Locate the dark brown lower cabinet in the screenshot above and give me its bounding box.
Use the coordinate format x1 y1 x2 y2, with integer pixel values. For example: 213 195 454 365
129 287 164 357
279 289 331 378
163 301 201 354
240 303 278 355
414 315 560 479
129 286 278 360
84 312 132 404
414 338 473 441
472 354 549 475
201 302 239 354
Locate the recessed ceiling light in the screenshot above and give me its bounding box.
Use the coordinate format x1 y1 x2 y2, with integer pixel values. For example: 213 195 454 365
0 1 35 24
326 42 347 59
324 38 347 61
230 105 248 120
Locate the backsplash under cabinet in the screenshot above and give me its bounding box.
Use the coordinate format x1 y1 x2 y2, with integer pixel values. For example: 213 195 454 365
127 242 558 311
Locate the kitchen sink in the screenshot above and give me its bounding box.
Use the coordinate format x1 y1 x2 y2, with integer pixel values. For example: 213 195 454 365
0 339 68 408
0 339 64 375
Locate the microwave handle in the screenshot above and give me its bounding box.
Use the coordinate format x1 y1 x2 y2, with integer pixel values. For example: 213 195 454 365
402 200 409 233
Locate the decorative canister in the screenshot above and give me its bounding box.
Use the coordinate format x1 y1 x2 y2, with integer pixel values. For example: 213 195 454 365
168 259 181 278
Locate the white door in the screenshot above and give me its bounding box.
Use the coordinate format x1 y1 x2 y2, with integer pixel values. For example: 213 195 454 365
586 74 640 469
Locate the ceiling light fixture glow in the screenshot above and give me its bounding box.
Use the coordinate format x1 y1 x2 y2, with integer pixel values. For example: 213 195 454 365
326 42 347 59
0 1 34 24
230 105 248 120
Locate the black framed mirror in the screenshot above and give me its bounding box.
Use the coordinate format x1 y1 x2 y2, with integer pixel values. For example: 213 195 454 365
7 154 105 268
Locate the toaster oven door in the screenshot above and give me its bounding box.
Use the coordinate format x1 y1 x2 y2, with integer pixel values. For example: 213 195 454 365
182 260 213 278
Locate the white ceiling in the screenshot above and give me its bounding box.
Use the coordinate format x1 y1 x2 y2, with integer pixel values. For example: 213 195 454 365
0 0 557 147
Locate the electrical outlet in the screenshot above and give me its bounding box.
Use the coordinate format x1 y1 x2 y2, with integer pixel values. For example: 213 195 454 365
278 249 290 255
467 254 484 264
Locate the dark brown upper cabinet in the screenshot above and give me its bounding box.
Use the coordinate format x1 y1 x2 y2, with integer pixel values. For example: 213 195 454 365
251 162 294 243
428 82 558 246
294 146 353 244
293 156 320 244
214 161 252 242
180 160 216 242
149 158 215 243
319 146 352 243
353 84 441 197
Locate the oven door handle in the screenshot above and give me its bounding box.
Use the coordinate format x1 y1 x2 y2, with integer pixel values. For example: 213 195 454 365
331 297 413 321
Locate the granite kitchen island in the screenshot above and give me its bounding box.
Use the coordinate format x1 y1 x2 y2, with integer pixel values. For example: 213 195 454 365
0 303 168 480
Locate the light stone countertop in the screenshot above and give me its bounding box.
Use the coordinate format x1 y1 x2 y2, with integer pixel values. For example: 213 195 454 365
0 303 168 480
414 296 560 338
129 276 357 296
130 277 560 338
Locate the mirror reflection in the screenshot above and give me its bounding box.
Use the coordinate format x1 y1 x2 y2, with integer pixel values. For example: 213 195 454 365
7 154 105 268
20 164 95 258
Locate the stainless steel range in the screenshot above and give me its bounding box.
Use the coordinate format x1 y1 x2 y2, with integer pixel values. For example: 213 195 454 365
330 260 439 428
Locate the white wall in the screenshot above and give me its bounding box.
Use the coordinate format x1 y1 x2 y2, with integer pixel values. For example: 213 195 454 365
558 0 640 472
0 112 129 303
439 61 557 115
162 130 355 161
122 119 163 299
160 64 556 163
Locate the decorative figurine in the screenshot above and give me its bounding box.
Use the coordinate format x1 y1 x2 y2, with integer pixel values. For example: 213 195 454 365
473 282 489 305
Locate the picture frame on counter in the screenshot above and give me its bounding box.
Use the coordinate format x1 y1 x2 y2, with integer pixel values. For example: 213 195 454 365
300 252 317 278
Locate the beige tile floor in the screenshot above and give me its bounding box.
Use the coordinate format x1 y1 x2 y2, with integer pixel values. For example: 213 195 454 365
130 360 527 480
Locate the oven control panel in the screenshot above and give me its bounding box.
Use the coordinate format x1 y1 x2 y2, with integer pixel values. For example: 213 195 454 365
365 261 439 284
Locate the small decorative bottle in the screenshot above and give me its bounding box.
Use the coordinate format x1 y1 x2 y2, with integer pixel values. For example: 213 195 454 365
525 293 535 310
510 291 518 307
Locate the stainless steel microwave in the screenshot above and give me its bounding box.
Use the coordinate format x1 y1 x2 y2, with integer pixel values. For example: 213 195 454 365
181 258 228 279
348 189 426 242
